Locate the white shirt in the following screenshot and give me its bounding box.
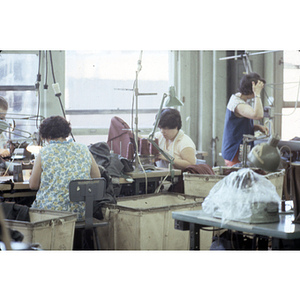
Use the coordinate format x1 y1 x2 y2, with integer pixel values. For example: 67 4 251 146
155 129 196 168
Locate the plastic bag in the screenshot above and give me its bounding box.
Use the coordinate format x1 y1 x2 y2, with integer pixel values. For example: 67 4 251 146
202 168 281 224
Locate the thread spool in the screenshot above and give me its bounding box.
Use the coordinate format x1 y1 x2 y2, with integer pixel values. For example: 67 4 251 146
150 139 159 155
140 138 149 155
126 142 134 160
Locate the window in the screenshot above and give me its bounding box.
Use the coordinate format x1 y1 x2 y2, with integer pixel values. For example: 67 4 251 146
65 50 169 145
0 51 40 142
282 50 300 140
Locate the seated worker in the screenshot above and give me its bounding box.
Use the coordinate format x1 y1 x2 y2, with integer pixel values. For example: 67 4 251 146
29 116 100 221
0 96 10 158
221 73 269 167
155 108 196 170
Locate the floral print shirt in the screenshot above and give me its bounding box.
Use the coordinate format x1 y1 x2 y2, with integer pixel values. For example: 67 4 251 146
31 139 92 221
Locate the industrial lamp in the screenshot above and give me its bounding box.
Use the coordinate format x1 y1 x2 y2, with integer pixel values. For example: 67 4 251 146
247 134 281 172
1 120 42 156
148 86 183 140
148 86 183 181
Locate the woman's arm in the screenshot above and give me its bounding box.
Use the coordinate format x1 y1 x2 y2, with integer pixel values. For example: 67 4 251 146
90 153 101 178
29 153 42 190
158 147 196 170
235 81 264 120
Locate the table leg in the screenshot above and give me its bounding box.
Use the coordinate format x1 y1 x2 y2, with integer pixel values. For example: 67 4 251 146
189 223 201 250
134 179 140 195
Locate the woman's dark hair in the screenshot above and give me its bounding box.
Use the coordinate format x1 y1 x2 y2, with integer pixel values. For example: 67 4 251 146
158 108 182 130
39 115 72 140
238 72 266 95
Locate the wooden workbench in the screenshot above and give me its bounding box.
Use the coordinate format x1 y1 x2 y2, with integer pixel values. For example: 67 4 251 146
0 176 36 198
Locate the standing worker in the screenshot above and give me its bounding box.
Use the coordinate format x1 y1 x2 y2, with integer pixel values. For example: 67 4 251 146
221 73 269 167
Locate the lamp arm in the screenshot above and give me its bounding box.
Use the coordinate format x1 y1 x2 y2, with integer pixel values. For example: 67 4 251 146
3 130 32 140
148 93 168 140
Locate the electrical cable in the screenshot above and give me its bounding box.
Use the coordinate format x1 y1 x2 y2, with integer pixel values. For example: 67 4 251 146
34 51 42 130
44 50 48 90
49 51 75 142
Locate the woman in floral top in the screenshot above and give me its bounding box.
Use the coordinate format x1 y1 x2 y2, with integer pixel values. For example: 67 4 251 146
29 116 100 220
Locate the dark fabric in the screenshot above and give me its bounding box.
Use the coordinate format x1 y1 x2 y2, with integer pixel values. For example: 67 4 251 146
0 202 30 221
184 164 215 175
92 165 117 220
89 142 130 177
9 228 24 242
287 164 300 223
107 116 135 159
89 142 111 169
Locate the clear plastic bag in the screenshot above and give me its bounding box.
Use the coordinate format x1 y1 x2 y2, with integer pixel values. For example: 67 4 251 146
202 168 281 224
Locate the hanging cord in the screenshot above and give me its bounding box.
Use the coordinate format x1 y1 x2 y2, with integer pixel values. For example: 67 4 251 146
264 78 300 117
49 51 75 142
44 50 48 90
154 172 170 193
264 119 274 136
34 50 42 130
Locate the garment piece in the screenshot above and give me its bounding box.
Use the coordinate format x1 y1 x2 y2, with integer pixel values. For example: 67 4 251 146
107 116 135 158
184 164 215 175
31 140 92 221
155 129 196 168
221 94 254 162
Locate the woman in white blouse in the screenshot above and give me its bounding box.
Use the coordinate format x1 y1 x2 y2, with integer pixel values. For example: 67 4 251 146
155 108 196 170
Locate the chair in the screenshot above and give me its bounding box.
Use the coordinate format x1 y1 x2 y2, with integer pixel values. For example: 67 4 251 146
69 178 108 250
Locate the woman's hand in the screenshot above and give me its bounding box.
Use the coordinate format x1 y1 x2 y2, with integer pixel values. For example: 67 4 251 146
252 80 264 96
254 124 269 135
0 149 10 158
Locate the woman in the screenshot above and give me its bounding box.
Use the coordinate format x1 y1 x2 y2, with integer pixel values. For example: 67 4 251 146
221 72 269 167
155 108 196 170
29 116 100 220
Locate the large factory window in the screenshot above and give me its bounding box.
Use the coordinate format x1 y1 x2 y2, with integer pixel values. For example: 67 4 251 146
65 50 169 145
281 50 300 140
0 51 40 141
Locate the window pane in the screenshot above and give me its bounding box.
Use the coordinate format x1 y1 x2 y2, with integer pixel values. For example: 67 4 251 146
0 53 39 142
65 50 169 143
281 108 300 140
0 53 38 86
283 50 300 102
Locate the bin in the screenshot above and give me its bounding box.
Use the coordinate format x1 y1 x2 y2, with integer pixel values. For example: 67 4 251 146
183 167 285 198
98 193 212 250
5 209 77 250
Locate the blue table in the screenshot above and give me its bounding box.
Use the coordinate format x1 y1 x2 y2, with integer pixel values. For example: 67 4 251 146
172 210 300 250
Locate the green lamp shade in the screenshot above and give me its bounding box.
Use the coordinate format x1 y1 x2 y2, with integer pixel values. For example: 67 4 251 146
247 135 281 172
165 86 183 107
